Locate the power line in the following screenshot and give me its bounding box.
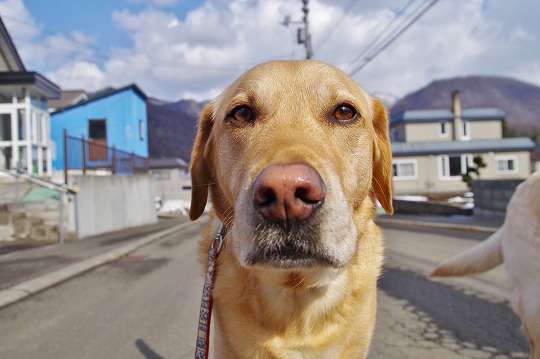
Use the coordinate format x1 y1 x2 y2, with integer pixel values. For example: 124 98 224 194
344 0 417 73
314 0 360 53
349 0 439 76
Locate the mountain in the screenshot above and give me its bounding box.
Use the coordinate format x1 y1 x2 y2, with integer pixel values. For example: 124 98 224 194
372 92 400 108
147 98 205 161
145 76 540 162
390 76 540 158
391 76 540 133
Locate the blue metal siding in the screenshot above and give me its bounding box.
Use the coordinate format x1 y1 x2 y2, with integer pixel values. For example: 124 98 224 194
51 87 148 170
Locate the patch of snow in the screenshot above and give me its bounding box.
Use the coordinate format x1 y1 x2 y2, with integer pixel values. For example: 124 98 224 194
394 195 428 202
158 199 191 216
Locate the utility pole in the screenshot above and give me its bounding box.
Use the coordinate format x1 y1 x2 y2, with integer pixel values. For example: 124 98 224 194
282 0 313 59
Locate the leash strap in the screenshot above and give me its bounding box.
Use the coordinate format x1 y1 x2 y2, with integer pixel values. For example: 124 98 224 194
195 224 225 359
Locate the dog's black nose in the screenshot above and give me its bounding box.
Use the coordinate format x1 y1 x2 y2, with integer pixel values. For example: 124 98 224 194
252 163 325 223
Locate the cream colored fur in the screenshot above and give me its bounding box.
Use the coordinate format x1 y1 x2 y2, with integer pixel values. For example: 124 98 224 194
189 60 394 358
431 171 540 359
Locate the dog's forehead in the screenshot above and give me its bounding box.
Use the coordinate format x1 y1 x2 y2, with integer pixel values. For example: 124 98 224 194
223 60 369 104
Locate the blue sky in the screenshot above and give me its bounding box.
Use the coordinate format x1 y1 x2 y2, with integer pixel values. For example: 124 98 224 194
1 0 539 102
24 0 205 50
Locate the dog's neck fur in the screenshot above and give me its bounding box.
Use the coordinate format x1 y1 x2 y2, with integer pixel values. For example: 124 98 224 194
200 201 383 359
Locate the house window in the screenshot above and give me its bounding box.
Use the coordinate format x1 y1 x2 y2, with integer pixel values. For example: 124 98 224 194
439 154 472 179
439 122 448 137
0 114 12 141
392 160 417 180
139 120 144 140
462 120 470 140
495 156 518 174
152 169 170 181
17 110 25 141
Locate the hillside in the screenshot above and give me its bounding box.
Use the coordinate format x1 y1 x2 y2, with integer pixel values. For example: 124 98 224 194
390 76 540 158
147 98 205 161
391 76 540 133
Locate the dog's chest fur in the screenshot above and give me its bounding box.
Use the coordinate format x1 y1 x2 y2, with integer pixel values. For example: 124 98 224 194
200 213 384 359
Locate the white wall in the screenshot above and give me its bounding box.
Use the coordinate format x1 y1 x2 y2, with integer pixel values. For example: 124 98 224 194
70 175 157 238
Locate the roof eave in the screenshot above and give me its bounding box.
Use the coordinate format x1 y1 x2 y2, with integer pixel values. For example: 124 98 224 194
0 72 60 98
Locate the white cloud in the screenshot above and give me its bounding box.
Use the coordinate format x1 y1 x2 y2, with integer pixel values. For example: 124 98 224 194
46 61 107 90
3 0 540 101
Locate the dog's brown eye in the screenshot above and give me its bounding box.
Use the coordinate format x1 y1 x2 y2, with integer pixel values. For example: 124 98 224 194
228 106 254 124
333 104 357 122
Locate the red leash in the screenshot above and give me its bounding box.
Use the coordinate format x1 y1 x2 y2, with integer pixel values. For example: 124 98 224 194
195 224 225 359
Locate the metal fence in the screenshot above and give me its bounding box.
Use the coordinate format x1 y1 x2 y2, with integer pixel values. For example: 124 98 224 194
63 130 149 184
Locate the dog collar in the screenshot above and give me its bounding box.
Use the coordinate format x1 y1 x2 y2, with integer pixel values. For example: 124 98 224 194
195 222 227 359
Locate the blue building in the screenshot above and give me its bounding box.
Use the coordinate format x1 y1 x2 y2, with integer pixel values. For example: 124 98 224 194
51 84 148 171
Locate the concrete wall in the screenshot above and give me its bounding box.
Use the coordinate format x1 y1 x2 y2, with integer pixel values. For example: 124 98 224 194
469 120 503 140
393 151 531 196
472 179 523 217
392 199 472 216
405 122 454 142
70 175 157 238
401 120 502 143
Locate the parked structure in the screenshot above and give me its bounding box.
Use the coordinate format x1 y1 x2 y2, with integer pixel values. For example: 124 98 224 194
150 158 189 201
390 91 535 195
0 17 60 177
50 84 149 177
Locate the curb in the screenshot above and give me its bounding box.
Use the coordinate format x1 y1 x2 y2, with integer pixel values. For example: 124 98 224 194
0 221 194 310
375 217 498 234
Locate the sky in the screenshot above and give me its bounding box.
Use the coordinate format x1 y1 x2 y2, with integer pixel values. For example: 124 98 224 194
0 0 539 102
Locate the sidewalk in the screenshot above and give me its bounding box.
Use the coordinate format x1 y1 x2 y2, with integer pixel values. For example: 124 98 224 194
0 213 503 310
376 213 503 233
0 216 194 309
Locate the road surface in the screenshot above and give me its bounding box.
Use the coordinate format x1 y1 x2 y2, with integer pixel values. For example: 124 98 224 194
0 219 530 358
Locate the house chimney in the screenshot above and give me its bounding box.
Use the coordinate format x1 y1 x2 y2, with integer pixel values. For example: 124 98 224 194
452 90 462 141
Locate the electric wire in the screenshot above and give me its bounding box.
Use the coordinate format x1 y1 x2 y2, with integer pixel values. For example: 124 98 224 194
348 0 440 76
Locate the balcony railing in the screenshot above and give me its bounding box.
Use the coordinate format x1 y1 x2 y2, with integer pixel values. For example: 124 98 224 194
63 130 149 184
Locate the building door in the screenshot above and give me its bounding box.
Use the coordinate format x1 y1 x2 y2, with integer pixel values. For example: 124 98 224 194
89 119 107 161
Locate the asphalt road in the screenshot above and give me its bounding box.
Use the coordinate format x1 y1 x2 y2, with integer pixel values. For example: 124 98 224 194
0 219 207 359
373 224 530 359
0 220 531 358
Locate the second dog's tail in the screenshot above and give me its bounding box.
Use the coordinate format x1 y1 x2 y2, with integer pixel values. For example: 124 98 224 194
430 227 504 277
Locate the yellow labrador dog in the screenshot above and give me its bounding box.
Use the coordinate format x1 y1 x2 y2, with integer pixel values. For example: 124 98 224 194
431 171 540 359
190 60 393 359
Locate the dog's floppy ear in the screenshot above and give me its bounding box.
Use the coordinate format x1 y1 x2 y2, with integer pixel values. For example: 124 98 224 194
189 104 215 220
371 98 394 214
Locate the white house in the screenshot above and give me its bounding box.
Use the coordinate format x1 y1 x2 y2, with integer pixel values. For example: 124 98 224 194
390 91 535 195
0 16 60 177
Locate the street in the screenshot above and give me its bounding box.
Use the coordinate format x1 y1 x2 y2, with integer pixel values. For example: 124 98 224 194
0 219 531 358
373 223 529 358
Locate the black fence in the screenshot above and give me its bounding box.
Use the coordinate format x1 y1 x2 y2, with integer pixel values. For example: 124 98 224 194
63 130 149 183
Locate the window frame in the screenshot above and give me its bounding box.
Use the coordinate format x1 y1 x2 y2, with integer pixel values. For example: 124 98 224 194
439 121 449 137
439 154 472 180
392 159 418 180
495 155 518 175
